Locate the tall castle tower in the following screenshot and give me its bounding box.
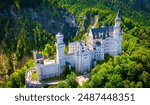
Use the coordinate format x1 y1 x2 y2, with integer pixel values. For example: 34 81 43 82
113 11 122 55
55 33 65 73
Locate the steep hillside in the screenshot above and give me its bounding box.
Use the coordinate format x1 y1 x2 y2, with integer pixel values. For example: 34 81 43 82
58 0 150 26
0 0 78 87
0 0 149 87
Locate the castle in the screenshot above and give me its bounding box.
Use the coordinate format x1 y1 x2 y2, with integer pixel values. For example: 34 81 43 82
33 11 123 81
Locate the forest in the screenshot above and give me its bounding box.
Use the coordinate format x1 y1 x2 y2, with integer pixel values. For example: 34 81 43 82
0 0 149 88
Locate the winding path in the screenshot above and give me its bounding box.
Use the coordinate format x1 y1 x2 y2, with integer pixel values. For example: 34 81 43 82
25 67 90 88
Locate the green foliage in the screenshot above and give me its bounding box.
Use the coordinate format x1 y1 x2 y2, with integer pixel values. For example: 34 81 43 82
0 0 150 88
56 72 79 88
43 44 55 58
0 17 55 60
63 63 70 78
6 60 34 88
63 63 76 79
64 46 69 54
84 51 150 88
57 82 68 88
66 72 79 88
59 0 150 26
105 74 123 88
32 71 38 81
139 71 150 87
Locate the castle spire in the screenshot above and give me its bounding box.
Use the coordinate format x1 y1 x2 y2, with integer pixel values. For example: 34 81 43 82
114 10 121 29
115 10 121 21
113 10 122 56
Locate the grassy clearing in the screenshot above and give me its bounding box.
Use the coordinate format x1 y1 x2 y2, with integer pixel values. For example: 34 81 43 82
32 71 38 81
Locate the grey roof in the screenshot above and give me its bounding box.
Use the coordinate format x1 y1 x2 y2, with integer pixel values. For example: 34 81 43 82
36 54 43 59
91 26 114 39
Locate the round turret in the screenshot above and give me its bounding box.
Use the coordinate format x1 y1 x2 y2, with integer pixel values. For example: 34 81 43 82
56 32 64 44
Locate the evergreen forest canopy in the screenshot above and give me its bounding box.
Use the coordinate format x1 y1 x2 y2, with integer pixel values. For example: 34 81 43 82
0 0 149 88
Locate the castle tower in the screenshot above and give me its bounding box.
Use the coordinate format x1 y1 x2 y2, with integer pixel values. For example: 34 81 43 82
101 40 104 60
114 11 121 39
113 10 122 55
55 33 65 73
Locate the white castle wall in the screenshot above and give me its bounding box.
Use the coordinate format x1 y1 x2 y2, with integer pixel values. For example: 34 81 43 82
37 63 59 80
117 35 122 54
69 41 80 53
65 53 75 67
75 49 92 73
